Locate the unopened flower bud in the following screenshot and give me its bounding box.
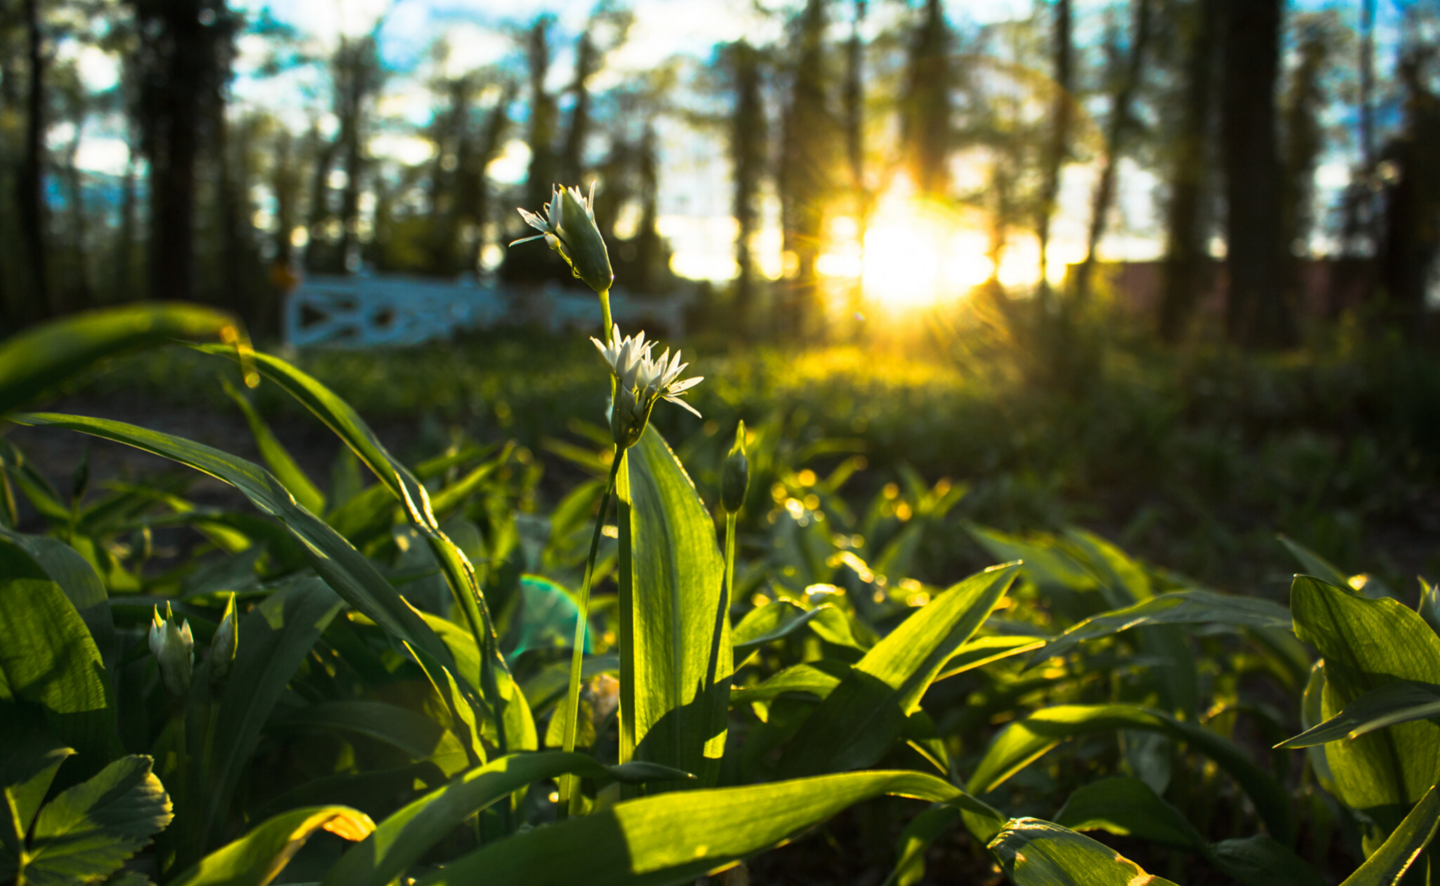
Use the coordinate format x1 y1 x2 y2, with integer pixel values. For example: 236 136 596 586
149 602 194 701
512 182 614 295
210 593 238 684
722 421 750 513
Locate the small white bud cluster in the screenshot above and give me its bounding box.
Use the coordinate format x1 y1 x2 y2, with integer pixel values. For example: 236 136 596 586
149 602 194 701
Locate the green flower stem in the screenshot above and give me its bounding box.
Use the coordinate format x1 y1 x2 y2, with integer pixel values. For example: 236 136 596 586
724 512 738 620
599 288 613 343
559 448 624 818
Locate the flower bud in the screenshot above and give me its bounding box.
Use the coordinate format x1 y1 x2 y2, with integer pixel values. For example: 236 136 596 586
210 593 238 684
558 186 613 294
149 602 194 701
721 421 750 514
512 183 613 295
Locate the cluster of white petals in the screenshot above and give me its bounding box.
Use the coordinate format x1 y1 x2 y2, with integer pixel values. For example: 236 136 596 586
592 324 703 446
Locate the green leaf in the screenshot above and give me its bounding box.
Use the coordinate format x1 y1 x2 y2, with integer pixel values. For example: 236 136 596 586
1028 590 1293 665
1207 835 1327 886
322 752 692 886
616 427 729 786
882 804 962 886
411 770 999 886
188 579 345 859
221 376 325 516
1054 777 1206 851
2 740 74 842
778 563 1020 777
1337 783 1440 886
1277 681 1440 748
166 806 374 886
987 818 1181 886
0 303 250 416
968 703 1292 841
729 660 850 707
1280 535 1356 591
0 543 120 783
8 413 460 677
0 529 115 672
732 600 833 666
22 755 172 886
194 347 532 756
269 701 447 762
1289 575 1440 853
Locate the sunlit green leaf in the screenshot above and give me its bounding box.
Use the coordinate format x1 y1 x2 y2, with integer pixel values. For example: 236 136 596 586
617 426 729 787
987 818 1180 886
778 563 1020 776
167 805 374 886
1277 681 1440 748
968 703 1291 840
1290 575 1440 854
322 752 691 886
412 770 999 886
221 375 326 516
22 755 172 886
0 542 120 784
0 303 251 416
1336 783 1440 886
1054 777 1206 851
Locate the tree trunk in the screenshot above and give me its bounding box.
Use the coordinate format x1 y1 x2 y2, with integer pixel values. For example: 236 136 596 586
779 0 831 341
1158 0 1217 342
18 0 47 317
730 41 765 339
1220 0 1293 347
1036 0 1072 304
1073 0 1152 308
147 3 203 302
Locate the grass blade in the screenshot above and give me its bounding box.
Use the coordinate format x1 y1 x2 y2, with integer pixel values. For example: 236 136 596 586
0 303 253 417
778 563 1020 776
987 818 1181 886
1277 681 1440 749
167 805 374 886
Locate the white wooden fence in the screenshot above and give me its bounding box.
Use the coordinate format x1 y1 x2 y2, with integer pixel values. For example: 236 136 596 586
284 275 691 348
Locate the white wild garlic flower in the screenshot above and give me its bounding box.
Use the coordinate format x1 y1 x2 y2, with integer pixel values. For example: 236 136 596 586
592 324 703 448
511 182 614 294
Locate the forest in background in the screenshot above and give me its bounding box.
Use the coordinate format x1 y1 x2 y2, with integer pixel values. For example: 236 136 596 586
0 0 1433 350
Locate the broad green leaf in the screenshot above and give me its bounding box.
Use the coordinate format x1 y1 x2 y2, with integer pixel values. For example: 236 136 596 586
1207 835 1327 886
1290 575 1440 853
732 600 834 666
1028 590 1292 664
778 563 1020 776
167 805 374 886
322 752 692 886
0 303 251 416
2 740 73 843
729 660 850 707
987 818 1180 886
1337 783 1440 886
935 635 1044 680
194 347 532 756
187 580 345 860
0 543 120 783
968 703 1291 841
221 376 325 515
411 770 1000 886
968 526 1096 592
1277 681 1440 748
1054 777 1206 851
23 755 172 886
1062 527 1153 602
9 413 460 676
617 426 729 787
0 529 115 672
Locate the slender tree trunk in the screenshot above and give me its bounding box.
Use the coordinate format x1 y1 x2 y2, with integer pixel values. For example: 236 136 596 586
470 84 514 273
730 41 765 339
19 0 47 317
1158 0 1216 342
62 133 91 308
148 4 203 302
304 128 336 272
1073 0 1152 307
118 145 139 303
1036 0 1072 305
1220 0 1292 347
